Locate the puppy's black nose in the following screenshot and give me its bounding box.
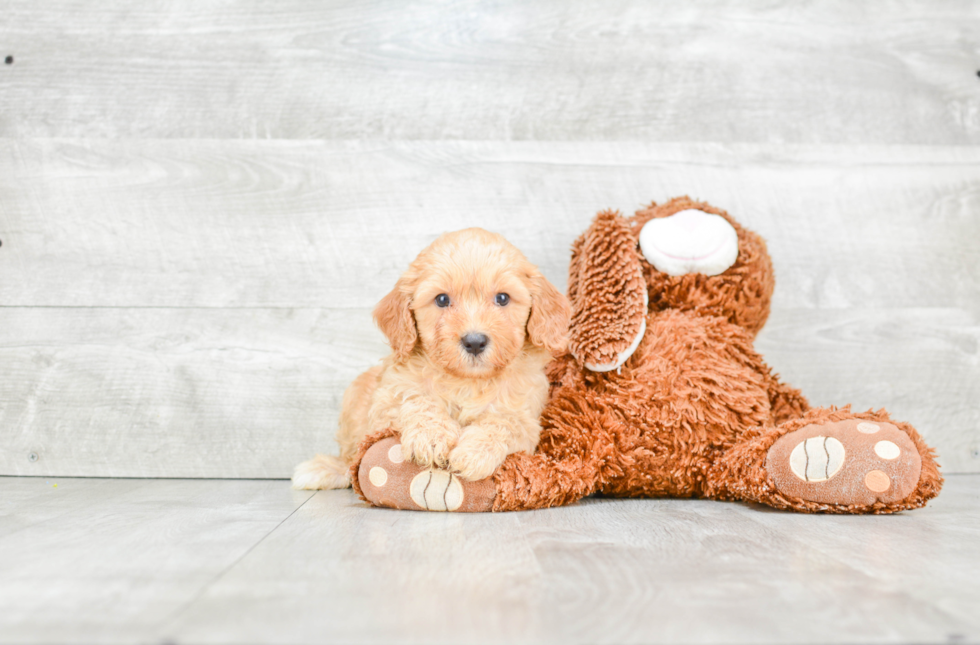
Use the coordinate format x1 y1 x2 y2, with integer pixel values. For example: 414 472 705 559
461 332 490 356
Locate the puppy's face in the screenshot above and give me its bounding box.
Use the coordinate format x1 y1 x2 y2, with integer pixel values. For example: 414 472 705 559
374 228 570 378
411 238 534 378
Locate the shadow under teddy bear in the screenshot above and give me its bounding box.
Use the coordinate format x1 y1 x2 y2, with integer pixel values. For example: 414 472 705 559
351 197 943 514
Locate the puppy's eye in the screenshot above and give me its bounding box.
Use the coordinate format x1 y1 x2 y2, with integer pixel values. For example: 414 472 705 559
495 293 510 306
435 294 451 308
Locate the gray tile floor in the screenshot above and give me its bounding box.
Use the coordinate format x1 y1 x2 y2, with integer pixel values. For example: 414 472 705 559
1 475 978 644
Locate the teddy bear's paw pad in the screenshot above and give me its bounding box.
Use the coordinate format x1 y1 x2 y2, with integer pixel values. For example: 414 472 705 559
639 209 739 277
765 419 921 506
358 437 495 512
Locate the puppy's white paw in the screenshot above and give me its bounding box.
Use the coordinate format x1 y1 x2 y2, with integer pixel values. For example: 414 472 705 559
448 432 508 481
402 421 459 470
292 454 351 490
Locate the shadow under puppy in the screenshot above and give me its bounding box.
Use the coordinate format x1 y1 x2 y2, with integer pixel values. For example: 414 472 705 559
293 228 570 490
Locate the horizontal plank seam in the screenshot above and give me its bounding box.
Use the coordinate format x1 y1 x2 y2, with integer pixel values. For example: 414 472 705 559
0 475 294 481
0 305 373 310
1 137 980 157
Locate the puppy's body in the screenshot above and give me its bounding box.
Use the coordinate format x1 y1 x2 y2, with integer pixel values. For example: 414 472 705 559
293 228 569 490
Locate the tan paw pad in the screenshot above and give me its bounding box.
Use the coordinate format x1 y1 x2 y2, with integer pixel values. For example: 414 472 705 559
409 470 464 512
874 440 900 460
865 470 891 493
388 444 405 464
368 466 388 487
789 436 845 482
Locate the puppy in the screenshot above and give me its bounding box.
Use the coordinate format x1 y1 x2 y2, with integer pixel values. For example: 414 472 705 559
292 228 570 489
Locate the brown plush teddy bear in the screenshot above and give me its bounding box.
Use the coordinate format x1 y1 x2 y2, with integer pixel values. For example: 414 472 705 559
350 197 943 514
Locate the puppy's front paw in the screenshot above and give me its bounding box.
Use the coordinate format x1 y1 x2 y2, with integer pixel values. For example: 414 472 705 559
448 432 508 481
402 421 458 469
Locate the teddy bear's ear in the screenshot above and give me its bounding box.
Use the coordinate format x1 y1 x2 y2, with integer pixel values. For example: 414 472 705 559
373 280 418 361
568 210 648 372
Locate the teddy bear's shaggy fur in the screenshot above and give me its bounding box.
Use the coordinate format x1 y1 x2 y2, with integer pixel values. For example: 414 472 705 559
351 198 943 514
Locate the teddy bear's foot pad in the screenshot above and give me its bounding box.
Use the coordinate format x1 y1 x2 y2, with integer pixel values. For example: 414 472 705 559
357 436 495 512
766 418 921 506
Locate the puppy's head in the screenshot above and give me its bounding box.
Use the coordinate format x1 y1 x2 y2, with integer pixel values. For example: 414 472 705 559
374 228 570 378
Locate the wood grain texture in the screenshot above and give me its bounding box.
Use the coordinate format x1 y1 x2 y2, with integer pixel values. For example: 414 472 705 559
0 3 977 482
515 494 978 644
164 487 544 644
1 476 976 644
0 477 313 644
1 142 977 477
732 480 980 641
0 305 975 478
1 1 979 142
755 307 980 473
1 140 978 309
166 478 980 644
0 307 387 478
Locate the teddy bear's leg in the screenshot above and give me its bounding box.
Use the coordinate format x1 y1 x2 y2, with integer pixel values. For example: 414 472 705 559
351 433 603 512
350 430 497 512
766 376 810 425
707 407 943 513
352 388 615 512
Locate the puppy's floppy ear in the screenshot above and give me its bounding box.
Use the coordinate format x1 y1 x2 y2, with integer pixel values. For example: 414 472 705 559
526 269 571 355
373 281 417 360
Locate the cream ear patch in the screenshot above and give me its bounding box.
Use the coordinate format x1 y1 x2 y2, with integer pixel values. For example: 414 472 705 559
409 470 464 512
639 209 739 276
857 422 880 434
788 436 845 482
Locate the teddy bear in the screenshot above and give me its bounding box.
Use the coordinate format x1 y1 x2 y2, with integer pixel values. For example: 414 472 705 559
348 197 943 514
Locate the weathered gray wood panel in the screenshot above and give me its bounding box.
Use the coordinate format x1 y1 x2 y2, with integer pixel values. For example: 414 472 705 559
2 141 978 309
1 3 978 482
1 1 978 142
0 307 386 478
755 307 980 473
0 477 313 644
1 142 978 477
0 306 976 478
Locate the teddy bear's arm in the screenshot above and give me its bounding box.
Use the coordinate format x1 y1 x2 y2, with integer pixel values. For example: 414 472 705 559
490 388 619 511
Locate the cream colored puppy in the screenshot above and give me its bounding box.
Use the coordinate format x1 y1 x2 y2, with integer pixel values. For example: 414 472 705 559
292 228 570 489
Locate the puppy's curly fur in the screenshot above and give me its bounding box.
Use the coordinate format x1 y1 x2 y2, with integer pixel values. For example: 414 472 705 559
293 228 570 489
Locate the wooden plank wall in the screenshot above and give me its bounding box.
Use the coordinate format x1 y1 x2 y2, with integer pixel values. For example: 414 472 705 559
1 1 978 478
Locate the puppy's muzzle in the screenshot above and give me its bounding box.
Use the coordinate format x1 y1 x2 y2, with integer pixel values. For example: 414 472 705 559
461 332 490 356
